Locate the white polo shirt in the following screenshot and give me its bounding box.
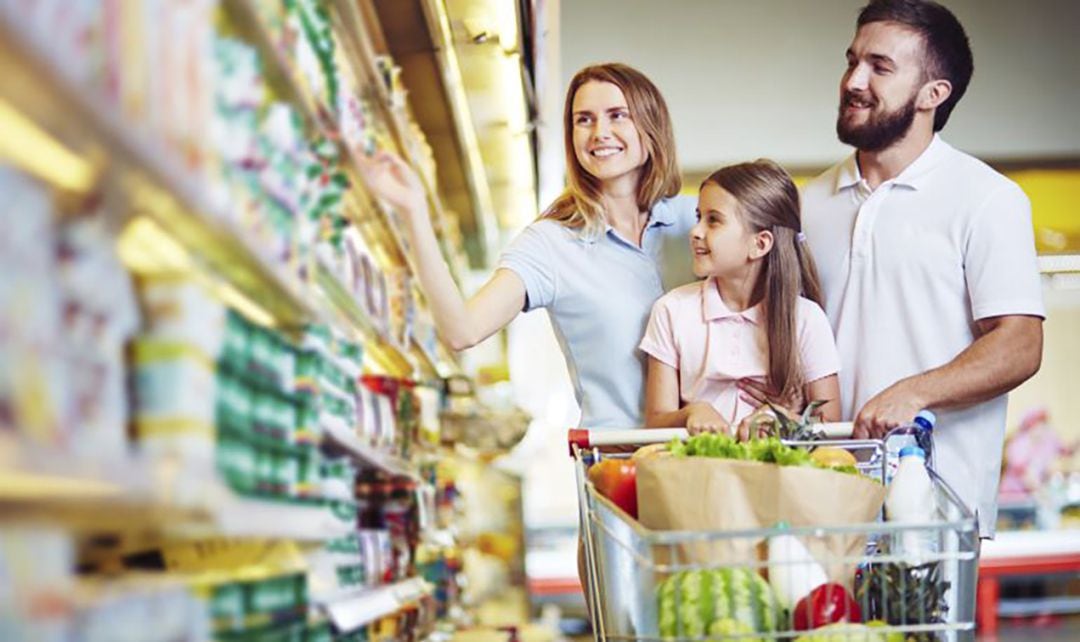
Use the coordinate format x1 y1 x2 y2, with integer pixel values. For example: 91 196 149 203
802 135 1044 536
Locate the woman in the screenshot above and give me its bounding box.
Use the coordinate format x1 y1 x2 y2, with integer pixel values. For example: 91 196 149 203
359 63 696 428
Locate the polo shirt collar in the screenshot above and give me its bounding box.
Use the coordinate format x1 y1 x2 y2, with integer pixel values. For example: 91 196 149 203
702 277 761 323
600 198 677 234
647 199 677 227
834 134 950 193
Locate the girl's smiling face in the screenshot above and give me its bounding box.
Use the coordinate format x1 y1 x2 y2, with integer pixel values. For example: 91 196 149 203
690 183 763 279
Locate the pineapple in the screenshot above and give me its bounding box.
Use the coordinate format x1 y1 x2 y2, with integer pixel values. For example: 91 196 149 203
854 538 951 642
744 400 828 441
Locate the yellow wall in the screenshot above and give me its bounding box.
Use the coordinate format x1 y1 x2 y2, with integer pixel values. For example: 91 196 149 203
1008 169 1080 252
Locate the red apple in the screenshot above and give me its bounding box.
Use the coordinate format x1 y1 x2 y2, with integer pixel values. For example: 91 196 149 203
793 582 862 630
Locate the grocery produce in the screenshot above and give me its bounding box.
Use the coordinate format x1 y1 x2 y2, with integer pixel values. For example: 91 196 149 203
587 458 637 518
793 582 861 630
809 447 857 470
657 568 780 640
743 400 828 441
854 540 950 642
631 443 670 460
767 529 828 609
793 621 902 642
665 434 864 478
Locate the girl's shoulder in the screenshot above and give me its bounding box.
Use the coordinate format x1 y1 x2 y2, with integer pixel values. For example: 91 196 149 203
654 279 705 311
794 296 832 332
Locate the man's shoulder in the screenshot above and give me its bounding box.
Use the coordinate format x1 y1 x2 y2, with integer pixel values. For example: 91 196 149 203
938 141 1020 194
801 158 849 203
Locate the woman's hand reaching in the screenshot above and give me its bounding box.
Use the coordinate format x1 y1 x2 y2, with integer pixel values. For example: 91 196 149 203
355 150 427 217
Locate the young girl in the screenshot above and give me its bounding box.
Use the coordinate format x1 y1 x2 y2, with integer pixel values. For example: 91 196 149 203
641 160 841 436
359 63 697 429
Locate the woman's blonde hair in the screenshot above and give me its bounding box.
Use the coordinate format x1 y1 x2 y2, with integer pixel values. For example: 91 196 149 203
542 63 681 238
703 160 824 400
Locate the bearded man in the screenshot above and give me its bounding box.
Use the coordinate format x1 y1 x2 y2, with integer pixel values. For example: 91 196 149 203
801 0 1044 539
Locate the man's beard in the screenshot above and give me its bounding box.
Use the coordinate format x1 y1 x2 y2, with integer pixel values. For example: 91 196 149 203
836 91 918 152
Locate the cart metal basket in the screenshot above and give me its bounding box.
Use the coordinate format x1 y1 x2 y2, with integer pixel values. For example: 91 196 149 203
569 427 979 642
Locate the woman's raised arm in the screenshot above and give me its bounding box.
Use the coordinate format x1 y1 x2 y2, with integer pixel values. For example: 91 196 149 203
357 151 524 349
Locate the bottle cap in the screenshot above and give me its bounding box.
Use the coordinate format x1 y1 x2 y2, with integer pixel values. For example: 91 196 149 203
899 446 926 459
914 409 936 430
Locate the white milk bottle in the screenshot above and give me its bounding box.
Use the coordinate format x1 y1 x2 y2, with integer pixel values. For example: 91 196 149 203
884 446 939 559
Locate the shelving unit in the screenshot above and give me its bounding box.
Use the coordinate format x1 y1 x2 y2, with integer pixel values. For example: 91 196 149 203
0 0 533 639
321 577 433 633
0 436 350 541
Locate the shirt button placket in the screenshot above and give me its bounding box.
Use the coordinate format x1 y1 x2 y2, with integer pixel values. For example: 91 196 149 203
851 181 880 262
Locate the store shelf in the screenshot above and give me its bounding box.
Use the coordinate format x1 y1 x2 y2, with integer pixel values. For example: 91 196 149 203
322 422 420 482
0 8 324 330
226 0 466 378
312 259 415 377
321 577 433 634
0 437 348 541
364 0 502 269
227 0 413 270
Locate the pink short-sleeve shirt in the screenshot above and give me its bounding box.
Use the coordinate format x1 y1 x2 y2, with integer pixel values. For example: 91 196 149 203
639 277 840 426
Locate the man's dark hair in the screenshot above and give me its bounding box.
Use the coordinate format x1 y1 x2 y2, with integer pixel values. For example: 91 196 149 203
857 0 974 132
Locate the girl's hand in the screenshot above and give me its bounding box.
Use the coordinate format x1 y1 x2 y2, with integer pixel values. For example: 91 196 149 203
355 151 427 217
685 403 730 435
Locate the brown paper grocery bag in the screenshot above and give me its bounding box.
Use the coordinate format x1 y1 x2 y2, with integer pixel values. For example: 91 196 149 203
636 457 886 585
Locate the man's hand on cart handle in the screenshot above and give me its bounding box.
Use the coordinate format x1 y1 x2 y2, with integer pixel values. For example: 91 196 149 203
854 380 926 439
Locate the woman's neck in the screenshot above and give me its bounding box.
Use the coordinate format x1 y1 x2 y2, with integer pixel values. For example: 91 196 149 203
601 173 647 244
713 263 764 313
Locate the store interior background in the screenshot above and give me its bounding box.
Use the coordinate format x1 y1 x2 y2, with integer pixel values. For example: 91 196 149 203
0 0 1076 638
487 0 1080 614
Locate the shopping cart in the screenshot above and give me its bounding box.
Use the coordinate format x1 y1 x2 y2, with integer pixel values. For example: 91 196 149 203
568 426 979 642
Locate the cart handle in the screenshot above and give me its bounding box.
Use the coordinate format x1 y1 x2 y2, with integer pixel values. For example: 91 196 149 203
567 422 855 456
567 428 687 455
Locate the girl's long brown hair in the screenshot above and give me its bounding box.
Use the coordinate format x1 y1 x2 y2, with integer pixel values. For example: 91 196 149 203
703 160 824 400
542 63 681 238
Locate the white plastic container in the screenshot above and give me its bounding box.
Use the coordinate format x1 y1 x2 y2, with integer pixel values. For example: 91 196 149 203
885 446 939 558
767 524 828 609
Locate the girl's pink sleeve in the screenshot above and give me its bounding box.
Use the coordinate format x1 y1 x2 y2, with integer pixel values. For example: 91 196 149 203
639 297 679 368
799 299 841 383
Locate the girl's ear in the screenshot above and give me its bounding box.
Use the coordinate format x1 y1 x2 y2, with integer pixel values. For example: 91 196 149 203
751 229 774 260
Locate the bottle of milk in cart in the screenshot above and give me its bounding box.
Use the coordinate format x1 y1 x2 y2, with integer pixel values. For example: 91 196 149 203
884 409 936 483
885 446 939 558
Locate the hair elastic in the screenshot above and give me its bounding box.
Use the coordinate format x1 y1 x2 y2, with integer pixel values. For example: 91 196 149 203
796 231 807 244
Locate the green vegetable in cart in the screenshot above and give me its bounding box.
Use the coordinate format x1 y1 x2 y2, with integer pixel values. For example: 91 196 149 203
658 568 780 640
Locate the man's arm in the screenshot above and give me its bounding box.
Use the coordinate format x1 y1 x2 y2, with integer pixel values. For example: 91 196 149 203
854 315 1043 438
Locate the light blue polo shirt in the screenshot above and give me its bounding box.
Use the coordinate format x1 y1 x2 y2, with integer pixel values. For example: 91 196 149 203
498 194 698 429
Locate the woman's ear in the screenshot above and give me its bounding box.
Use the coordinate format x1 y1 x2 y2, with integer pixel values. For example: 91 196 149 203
751 229 774 260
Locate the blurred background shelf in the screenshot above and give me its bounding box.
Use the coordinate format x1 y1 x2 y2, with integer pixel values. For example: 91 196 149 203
321 577 433 633
0 436 350 541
